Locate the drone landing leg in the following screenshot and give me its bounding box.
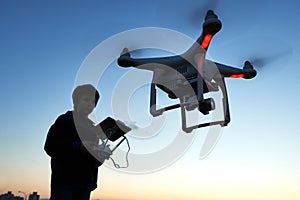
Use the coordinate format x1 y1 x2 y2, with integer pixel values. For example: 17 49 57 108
197 73 204 102
219 78 231 126
150 83 161 117
197 56 204 103
150 83 182 117
180 103 192 133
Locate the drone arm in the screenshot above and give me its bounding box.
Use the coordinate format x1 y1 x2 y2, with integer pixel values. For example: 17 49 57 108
118 48 185 72
215 62 257 79
196 10 222 50
117 50 134 67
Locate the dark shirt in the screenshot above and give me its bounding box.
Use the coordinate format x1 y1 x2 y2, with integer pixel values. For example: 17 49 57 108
44 111 102 191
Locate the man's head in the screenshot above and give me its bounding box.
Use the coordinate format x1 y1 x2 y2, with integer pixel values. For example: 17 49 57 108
72 84 100 116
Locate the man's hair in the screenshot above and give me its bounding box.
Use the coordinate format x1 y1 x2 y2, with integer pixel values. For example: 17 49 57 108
72 84 100 107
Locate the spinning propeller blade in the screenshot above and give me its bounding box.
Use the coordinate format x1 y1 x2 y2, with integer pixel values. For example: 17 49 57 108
189 0 220 29
248 47 293 70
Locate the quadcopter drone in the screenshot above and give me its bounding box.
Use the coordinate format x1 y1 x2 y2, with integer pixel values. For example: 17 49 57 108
117 10 257 133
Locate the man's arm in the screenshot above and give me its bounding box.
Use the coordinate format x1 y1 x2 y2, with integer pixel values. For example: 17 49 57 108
44 114 77 159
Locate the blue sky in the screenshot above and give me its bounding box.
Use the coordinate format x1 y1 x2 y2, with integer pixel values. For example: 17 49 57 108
0 0 300 199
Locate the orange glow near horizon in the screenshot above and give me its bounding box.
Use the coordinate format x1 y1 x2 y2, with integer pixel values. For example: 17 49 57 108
2 174 300 200
1 146 300 200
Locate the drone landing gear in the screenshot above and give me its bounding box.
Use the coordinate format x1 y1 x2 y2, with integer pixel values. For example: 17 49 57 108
150 83 230 133
149 79 231 133
180 98 226 133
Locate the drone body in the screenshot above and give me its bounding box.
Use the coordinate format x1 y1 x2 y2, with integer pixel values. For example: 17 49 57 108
117 10 257 133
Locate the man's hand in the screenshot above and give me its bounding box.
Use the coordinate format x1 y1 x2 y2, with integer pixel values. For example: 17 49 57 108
81 141 97 151
96 143 112 162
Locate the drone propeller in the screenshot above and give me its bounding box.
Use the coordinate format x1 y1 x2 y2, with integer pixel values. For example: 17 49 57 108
220 33 294 73
189 0 220 29
247 47 293 70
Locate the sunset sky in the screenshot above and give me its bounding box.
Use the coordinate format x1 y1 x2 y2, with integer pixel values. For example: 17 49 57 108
0 0 300 199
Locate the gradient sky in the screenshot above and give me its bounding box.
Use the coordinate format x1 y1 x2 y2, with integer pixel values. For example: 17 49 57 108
1 0 300 199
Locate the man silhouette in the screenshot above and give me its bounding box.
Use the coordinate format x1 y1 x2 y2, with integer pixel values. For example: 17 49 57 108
44 84 107 200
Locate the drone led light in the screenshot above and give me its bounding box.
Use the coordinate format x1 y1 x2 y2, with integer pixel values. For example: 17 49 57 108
230 74 245 78
201 34 213 49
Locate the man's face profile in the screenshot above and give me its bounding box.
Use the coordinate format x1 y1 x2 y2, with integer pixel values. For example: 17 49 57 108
75 95 96 116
